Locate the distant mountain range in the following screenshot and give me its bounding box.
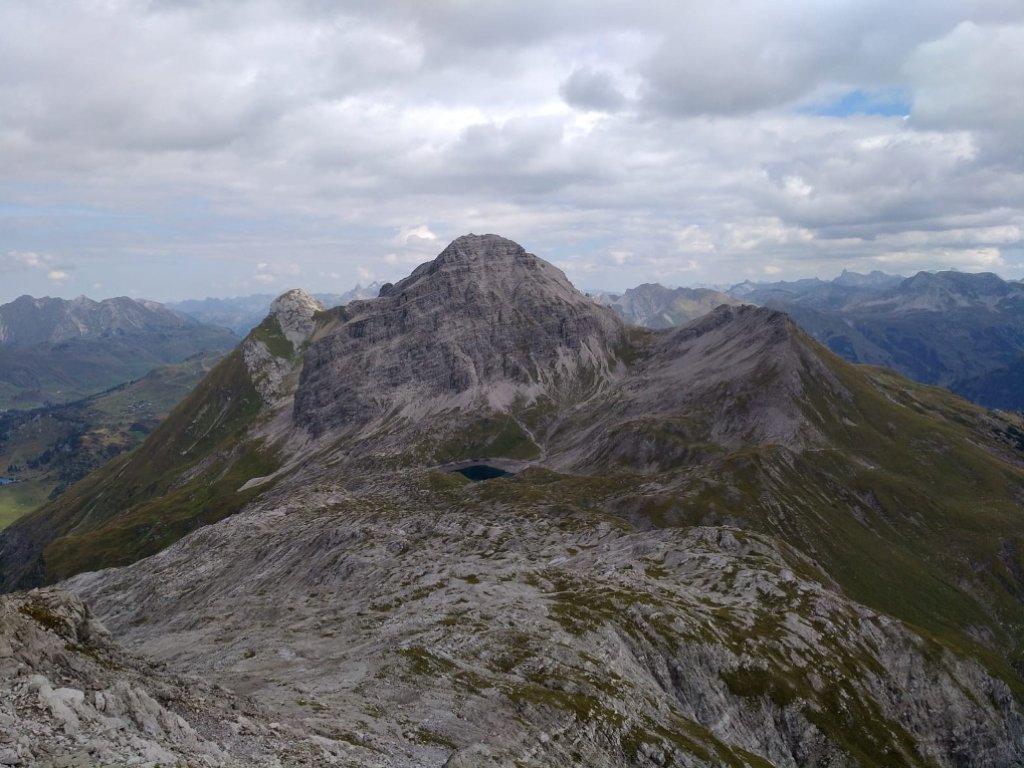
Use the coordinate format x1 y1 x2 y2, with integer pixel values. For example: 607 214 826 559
167 283 384 335
0 295 236 411
4 237 1024 764
724 270 1024 411
592 283 746 328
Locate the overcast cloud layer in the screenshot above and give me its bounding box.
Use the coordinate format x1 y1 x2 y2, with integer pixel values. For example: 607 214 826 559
2 0 1023 301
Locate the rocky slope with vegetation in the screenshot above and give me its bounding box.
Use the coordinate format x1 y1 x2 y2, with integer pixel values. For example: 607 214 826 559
726 270 1024 411
0 587 340 766
3 235 1024 765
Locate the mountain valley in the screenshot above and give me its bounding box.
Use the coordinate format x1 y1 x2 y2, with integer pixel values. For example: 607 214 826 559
0 295 237 411
0 352 224 528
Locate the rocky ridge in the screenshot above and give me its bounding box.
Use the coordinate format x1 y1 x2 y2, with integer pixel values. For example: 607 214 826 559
0 295 203 349
66 473 1024 767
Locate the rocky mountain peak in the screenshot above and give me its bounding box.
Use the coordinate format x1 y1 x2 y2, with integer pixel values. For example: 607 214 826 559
379 233 588 309
269 288 322 349
293 235 625 438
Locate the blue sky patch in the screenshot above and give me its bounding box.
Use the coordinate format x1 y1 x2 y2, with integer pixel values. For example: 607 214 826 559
805 89 912 118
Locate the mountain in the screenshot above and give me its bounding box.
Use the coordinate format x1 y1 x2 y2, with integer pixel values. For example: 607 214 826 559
168 284 383 336
0 294 201 348
595 283 746 328
0 351 224 529
856 270 1024 314
831 269 905 290
716 270 1024 410
0 295 236 410
4 235 1024 765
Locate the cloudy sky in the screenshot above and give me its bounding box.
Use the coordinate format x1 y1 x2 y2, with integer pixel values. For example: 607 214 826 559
2 0 1023 302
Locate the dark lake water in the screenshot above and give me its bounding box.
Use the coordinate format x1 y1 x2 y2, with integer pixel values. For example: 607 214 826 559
453 465 515 482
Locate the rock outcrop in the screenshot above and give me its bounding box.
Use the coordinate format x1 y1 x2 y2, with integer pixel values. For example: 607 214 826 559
66 475 1024 767
269 288 323 350
242 288 323 403
0 588 334 766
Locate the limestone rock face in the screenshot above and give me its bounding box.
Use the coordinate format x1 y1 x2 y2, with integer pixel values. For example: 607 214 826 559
269 288 322 350
241 288 323 403
66 478 1024 767
294 234 626 437
0 588 331 766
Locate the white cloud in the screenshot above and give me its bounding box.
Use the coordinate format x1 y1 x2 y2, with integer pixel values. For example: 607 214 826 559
2 251 46 271
907 22 1024 135
392 225 438 246
3 0 1024 300
874 247 1006 270
47 269 70 282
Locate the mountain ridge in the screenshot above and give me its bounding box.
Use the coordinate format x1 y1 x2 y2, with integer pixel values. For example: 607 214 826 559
3 235 1024 765
0 294 202 348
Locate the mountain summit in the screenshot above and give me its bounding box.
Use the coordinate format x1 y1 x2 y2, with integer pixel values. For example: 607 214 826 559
294 234 624 439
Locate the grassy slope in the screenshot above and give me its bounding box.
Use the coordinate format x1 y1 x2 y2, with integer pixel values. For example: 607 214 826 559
0 483 49 530
451 332 1024 693
0 327 235 410
632 340 1024 688
1 344 277 588
0 352 223 528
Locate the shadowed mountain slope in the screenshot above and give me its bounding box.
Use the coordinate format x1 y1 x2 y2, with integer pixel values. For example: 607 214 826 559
727 270 1024 410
